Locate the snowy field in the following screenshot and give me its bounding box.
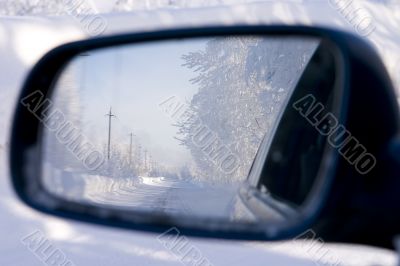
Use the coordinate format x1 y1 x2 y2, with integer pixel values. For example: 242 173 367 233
0 1 399 265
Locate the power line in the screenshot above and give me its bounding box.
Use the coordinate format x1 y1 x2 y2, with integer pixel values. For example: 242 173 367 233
129 132 134 165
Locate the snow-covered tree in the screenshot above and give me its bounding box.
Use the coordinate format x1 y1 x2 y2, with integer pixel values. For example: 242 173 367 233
94 142 138 178
177 37 319 184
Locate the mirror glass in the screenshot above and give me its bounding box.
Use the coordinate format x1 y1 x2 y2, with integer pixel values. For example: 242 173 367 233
40 35 330 223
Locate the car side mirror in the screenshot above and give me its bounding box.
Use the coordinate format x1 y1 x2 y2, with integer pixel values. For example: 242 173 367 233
10 25 400 248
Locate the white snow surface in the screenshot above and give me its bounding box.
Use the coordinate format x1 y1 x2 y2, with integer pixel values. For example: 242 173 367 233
0 1 399 265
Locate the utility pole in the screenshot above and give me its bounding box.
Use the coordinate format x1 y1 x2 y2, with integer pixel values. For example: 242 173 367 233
144 149 148 171
137 144 142 168
149 155 152 172
153 161 158 175
129 132 134 165
105 107 115 160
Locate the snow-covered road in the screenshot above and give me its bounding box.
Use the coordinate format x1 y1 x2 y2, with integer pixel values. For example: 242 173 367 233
86 176 198 214
83 175 237 219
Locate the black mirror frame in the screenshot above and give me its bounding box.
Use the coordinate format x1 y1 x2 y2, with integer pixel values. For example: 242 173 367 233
10 25 398 244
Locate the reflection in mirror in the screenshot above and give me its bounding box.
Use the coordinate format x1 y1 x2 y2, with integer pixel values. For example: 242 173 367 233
41 36 323 223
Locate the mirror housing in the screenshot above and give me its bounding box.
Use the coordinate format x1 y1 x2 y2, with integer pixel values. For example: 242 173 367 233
10 25 400 248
